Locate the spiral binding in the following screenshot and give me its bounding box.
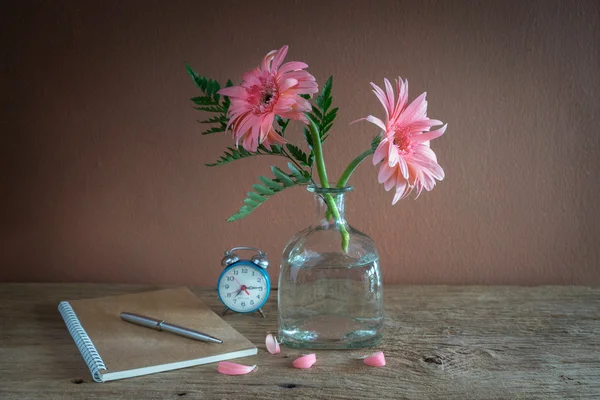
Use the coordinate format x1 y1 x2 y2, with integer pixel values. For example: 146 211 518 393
58 301 106 382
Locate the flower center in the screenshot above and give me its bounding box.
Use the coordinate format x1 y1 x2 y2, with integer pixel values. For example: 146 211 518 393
392 126 412 154
249 74 278 114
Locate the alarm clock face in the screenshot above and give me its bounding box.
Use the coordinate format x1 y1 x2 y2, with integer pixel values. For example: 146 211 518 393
217 261 270 313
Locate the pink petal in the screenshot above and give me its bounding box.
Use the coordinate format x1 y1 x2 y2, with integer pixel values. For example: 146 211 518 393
413 124 447 143
365 115 386 132
398 156 409 179
378 164 395 183
292 354 316 369
383 175 396 191
278 61 309 74
218 361 257 375
218 86 247 98
384 78 395 115
265 334 281 355
363 351 386 367
242 68 261 86
396 92 427 126
370 83 390 118
372 139 390 165
261 49 277 71
391 78 408 121
279 78 299 93
387 142 400 167
271 45 289 71
392 182 408 204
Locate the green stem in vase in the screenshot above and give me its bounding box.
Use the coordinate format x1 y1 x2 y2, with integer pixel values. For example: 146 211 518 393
307 117 350 252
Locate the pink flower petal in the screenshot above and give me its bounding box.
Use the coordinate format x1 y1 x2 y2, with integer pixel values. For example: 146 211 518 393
278 61 309 74
292 354 316 369
265 334 280 355
363 351 386 367
217 361 257 375
365 115 387 132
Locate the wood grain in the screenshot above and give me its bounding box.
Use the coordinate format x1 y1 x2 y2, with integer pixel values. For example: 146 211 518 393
1 284 599 399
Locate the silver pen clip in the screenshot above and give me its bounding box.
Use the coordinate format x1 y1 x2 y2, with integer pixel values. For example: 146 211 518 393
120 312 223 344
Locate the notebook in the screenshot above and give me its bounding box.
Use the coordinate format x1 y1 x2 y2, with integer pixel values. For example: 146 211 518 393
58 287 257 382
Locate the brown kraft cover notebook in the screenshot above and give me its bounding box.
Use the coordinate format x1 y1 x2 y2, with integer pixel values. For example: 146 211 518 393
58 287 257 382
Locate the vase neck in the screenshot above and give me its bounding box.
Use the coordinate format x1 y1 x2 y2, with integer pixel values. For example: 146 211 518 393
308 186 352 228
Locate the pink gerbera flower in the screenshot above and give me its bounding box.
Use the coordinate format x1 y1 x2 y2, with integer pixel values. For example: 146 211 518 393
361 78 447 204
218 45 319 152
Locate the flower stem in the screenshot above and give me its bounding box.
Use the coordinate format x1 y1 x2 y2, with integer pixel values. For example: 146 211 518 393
307 117 350 252
336 148 374 188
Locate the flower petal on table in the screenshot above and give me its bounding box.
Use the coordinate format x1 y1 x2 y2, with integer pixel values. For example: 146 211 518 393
217 361 257 375
265 333 280 354
292 353 316 369
363 351 386 367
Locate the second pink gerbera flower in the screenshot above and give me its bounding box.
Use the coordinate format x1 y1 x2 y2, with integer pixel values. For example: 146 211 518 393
218 45 319 152
362 78 447 204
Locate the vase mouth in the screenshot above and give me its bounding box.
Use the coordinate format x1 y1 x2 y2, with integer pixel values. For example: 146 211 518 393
307 185 354 194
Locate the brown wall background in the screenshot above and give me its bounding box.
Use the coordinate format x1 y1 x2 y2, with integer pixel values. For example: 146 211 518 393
2 0 599 286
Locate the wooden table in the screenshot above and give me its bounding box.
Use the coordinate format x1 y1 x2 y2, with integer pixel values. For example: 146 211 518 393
1 284 599 399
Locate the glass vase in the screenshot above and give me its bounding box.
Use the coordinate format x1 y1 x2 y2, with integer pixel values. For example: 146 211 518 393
278 185 383 349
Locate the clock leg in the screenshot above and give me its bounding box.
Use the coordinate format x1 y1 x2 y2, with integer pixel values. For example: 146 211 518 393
222 307 230 316
257 308 265 318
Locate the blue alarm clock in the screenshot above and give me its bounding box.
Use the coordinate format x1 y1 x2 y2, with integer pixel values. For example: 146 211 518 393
217 247 270 317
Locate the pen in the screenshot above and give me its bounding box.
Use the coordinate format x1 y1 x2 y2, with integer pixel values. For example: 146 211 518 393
120 312 223 344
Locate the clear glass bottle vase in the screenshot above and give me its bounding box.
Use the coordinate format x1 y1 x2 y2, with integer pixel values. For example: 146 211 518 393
278 185 384 349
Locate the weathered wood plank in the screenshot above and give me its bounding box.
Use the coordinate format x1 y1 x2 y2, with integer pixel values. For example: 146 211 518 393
0 284 599 399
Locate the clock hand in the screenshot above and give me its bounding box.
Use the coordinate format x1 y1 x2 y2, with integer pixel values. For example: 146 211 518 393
233 276 243 286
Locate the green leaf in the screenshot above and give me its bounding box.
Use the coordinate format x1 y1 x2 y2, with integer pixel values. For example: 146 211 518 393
206 146 254 166
252 184 276 196
197 115 228 124
316 76 333 111
191 96 218 106
287 162 305 181
244 198 259 208
258 176 282 191
303 127 313 149
201 126 226 135
302 127 315 167
227 165 310 222
186 63 206 91
275 116 290 136
194 105 224 113
309 107 323 121
285 144 310 167
305 75 337 148
271 166 295 186
247 192 266 204
323 96 332 114
324 108 338 125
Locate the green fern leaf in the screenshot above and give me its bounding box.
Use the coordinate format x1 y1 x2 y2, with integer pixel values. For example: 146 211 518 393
252 184 276 196
286 162 306 181
201 126 226 135
285 144 310 167
227 165 310 222
194 105 224 113
205 147 253 166
197 115 228 124
191 96 219 106
258 176 282 191
271 166 295 186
